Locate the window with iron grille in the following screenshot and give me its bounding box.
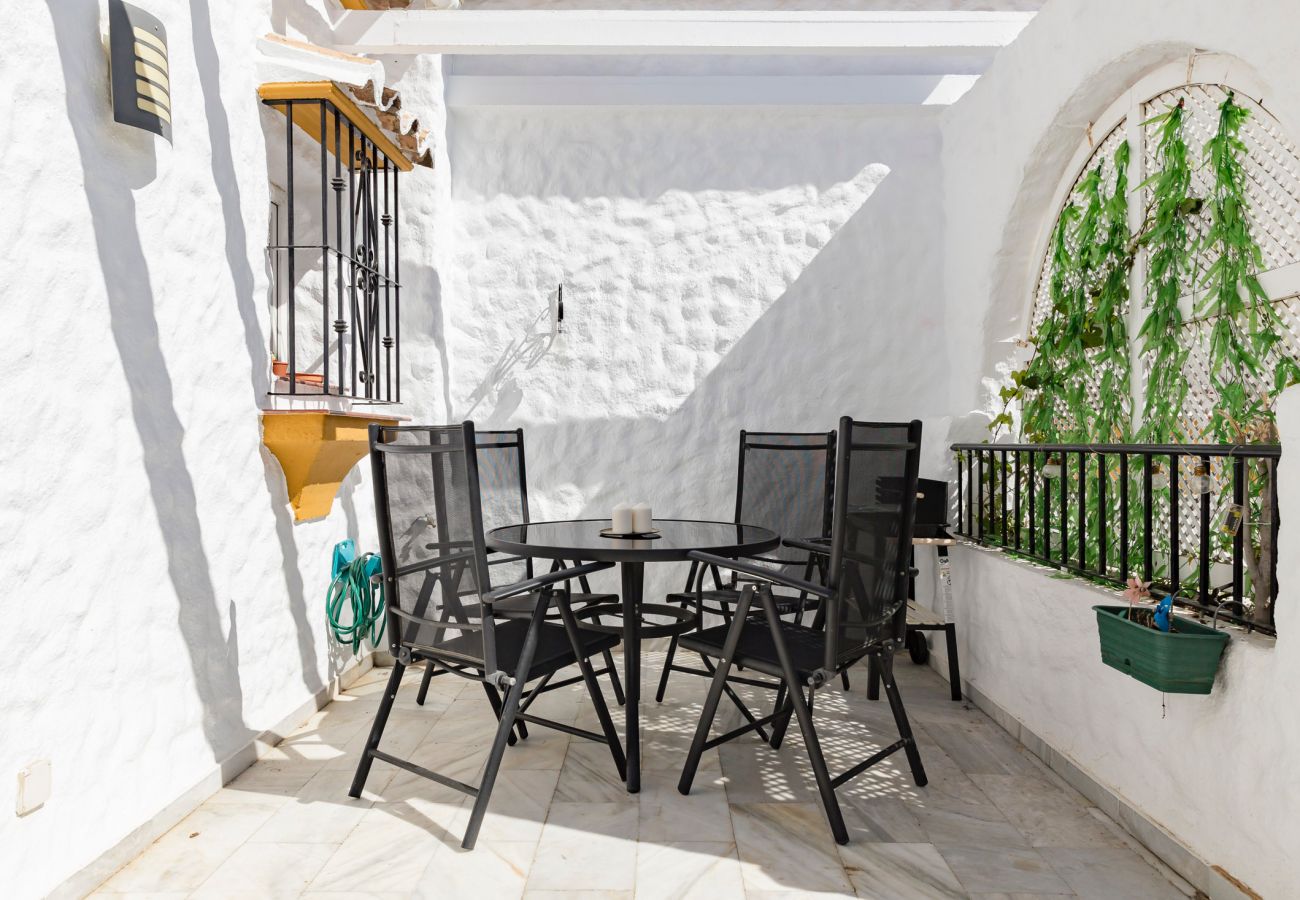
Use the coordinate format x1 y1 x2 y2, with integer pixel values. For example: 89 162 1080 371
260 84 409 404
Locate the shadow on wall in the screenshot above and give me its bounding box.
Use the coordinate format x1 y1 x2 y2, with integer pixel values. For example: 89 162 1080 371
403 263 455 422
190 0 326 695
47 0 253 762
455 136 950 596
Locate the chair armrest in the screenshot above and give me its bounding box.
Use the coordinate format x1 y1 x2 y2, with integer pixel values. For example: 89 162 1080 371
782 536 830 557
687 551 832 599
485 561 614 603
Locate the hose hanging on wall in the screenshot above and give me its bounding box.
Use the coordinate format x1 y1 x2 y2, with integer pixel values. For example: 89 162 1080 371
326 540 385 652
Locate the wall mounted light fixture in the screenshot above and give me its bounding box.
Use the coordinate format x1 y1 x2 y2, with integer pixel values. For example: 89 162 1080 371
108 0 172 143
556 283 566 335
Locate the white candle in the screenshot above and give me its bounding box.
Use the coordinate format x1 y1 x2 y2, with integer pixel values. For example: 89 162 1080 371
612 503 634 534
631 502 653 534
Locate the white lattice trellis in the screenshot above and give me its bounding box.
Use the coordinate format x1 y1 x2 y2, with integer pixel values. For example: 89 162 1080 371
1021 58 1300 579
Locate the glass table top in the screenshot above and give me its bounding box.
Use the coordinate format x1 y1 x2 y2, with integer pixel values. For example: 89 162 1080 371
486 518 779 563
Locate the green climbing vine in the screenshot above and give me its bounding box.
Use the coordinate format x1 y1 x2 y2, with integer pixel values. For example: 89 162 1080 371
1136 100 1195 441
1000 139 1134 443
978 89 1300 630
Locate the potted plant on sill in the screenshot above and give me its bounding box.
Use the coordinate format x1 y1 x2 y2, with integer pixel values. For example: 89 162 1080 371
1093 578 1229 695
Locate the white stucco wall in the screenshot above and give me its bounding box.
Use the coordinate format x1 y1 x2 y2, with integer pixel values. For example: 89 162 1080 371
0 4 447 897
937 2 1300 896
946 388 1300 899
444 107 950 600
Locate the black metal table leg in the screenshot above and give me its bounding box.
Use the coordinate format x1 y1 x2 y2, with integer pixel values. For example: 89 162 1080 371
621 561 644 793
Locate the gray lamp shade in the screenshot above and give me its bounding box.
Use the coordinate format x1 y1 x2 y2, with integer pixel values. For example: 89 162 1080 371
108 1 171 143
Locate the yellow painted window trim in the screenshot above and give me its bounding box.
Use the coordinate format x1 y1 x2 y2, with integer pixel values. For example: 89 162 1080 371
258 81 413 172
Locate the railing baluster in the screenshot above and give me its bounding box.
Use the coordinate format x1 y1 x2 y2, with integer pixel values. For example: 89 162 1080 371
1097 452 1107 576
319 99 329 395
1143 453 1154 583
977 450 985 543
1119 452 1129 580
1059 451 1068 566
1199 453 1211 604
967 452 974 539
1077 450 1086 570
349 123 358 398
1000 450 1008 546
285 100 296 394
1232 454 1244 615
1169 454 1180 597
1028 451 1036 555
957 452 965 535
1042 451 1052 560
1014 451 1022 550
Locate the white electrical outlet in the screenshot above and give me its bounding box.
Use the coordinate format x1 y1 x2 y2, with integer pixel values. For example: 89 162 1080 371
16 760 51 816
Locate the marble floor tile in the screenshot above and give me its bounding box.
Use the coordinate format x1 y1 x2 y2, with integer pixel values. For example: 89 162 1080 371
909 792 1032 851
525 802 638 892
417 840 536 899
924 721 1037 777
190 841 336 898
937 846 1072 894
839 796 929 843
324 712 437 770
443 769 559 843
99 801 279 893
837 841 966 899
308 802 458 895
501 734 572 770
971 774 1125 849
555 742 633 802
730 802 855 895
634 841 745 900
637 769 733 842
1040 847 1186 899
719 743 820 804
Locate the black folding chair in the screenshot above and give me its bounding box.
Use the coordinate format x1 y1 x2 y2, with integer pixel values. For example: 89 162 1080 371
416 428 625 712
655 430 837 705
676 418 928 845
349 422 626 850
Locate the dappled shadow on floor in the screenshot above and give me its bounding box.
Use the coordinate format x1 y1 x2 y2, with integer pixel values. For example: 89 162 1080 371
99 652 1186 898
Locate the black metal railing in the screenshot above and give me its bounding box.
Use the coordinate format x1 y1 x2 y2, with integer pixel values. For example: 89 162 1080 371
951 442 1281 635
263 97 402 404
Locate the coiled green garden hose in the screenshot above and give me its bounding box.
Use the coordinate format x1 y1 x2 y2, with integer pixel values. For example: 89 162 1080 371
326 548 385 652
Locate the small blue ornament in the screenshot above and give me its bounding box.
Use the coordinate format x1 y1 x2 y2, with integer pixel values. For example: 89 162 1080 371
1153 594 1173 632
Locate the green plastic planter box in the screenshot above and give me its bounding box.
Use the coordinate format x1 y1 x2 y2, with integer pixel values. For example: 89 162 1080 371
1093 605 1229 694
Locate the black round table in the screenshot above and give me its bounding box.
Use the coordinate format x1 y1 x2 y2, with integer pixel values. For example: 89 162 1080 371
487 518 779 792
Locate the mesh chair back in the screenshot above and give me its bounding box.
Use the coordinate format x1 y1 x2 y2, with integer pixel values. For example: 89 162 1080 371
823 419 922 670
735 431 836 566
370 422 499 672
476 429 531 584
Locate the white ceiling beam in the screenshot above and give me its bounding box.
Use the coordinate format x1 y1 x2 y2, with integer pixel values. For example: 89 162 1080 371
444 74 980 108
332 10 1035 56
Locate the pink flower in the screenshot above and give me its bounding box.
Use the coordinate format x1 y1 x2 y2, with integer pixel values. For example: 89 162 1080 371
1123 576 1150 605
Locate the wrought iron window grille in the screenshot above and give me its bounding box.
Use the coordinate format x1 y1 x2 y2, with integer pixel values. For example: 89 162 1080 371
262 94 403 404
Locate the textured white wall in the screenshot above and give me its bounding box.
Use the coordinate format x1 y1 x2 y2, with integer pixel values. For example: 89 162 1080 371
941 0 1300 427
949 414 1300 900
937 2 1300 896
445 108 949 599
0 4 447 897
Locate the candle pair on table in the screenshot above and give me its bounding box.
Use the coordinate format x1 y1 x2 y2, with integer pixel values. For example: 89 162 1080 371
612 502 653 534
